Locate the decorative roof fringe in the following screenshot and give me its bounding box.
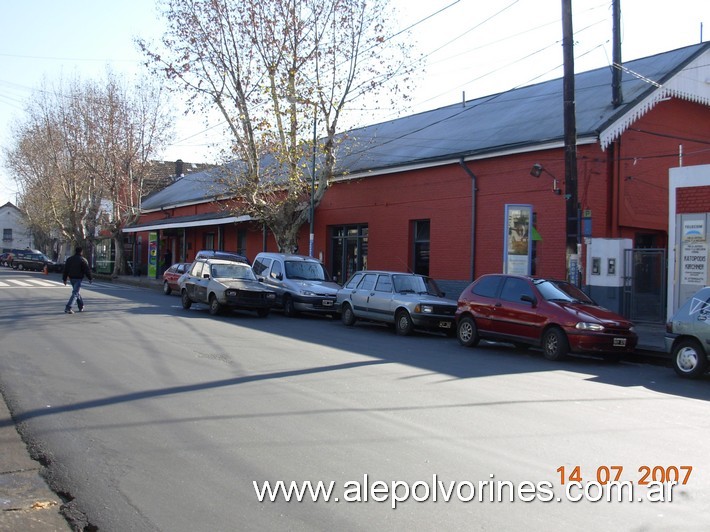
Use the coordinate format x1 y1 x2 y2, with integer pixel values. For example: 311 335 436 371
600 51 710 150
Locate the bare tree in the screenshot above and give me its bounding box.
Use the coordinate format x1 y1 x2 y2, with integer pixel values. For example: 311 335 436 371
140 0 416 252
5 73 172 275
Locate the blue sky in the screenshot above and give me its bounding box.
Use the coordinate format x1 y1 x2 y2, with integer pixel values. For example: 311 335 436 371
0 0 707 205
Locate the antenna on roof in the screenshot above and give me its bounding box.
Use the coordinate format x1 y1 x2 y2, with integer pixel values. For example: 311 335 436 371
462 91 466 108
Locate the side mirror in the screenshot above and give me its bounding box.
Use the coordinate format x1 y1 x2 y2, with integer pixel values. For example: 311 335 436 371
203 273 210 279
521 294 536 306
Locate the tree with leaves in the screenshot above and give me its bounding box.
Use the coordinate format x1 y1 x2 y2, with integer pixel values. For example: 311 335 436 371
140 0 416 253
5 73 172 275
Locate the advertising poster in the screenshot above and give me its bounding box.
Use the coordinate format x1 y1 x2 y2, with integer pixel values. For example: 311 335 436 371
504 204 532 275
148 232 158 279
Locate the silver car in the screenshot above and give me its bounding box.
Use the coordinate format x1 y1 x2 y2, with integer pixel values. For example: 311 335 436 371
179 258 276 317
665 286 710 378
252 253 340 317
336 271 458 336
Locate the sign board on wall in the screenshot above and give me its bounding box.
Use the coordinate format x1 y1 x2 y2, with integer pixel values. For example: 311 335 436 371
681 242 708 285
504 204 532 275
148 232 158 279
682 219 706 242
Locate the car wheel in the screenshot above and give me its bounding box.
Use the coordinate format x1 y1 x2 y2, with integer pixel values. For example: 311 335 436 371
395 309 414 336
542 327 569 361
17 264 24 271
457 316 480 347
283 295 298 317
672 338 708 379
257 308 270 318
163 281 172 295
208 294 222 316
341 303 356 326
181 289 192 310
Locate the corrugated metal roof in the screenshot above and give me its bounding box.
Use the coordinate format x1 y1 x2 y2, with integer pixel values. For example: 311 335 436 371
141 43 709 212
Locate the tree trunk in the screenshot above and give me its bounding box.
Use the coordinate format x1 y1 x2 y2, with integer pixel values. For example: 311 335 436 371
112 233 126 277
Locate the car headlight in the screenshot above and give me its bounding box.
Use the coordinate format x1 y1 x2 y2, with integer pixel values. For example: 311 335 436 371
576 322 605 332
415 304 434 313
301 290 316 296
267 293 276 299
226 290 237 296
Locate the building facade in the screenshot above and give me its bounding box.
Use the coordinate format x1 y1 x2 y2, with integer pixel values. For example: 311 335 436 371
126 43 710 321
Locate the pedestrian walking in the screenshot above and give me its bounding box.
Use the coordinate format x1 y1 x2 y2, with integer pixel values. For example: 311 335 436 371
62 246 93 314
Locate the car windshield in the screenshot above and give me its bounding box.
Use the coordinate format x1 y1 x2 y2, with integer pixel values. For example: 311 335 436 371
284 261 328 281
210 264 256 280
392 275 443 296
533 279 595 304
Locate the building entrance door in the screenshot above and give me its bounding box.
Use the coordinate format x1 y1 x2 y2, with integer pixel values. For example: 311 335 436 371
623 248 667 323
330 225 368 284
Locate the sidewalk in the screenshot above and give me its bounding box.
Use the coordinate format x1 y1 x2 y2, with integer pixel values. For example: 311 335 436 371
0 275 668 531
0 398 70 531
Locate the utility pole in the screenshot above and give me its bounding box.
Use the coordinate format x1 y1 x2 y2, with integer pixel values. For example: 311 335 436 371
612 0 623 107
561 0 580 285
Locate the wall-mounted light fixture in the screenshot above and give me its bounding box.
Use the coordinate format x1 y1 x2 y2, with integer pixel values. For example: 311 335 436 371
530 163 562 195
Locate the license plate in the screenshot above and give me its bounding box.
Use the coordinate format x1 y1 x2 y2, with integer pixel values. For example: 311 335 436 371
613 338 626 347
322 300 334 307
439 321 452 329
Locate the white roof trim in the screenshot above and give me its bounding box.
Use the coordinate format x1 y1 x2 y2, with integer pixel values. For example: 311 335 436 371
332 136 598 182
122 215 251 233
600 50 710 150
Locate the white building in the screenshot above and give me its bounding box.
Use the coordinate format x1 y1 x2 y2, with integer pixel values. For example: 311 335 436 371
0 201 34 252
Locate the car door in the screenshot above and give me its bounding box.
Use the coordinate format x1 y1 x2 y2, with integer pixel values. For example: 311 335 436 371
185 261 204 302
367 274 395 322
493 277 543 341
350 273 378 318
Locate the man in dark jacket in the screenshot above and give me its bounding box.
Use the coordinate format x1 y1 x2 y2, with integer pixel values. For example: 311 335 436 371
62 246 93 314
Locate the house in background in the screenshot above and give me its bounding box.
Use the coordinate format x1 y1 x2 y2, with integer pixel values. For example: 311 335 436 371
126 43 710 322
0 201 34 252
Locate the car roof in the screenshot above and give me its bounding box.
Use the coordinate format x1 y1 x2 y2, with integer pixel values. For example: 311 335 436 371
198 258 250 266
350 270 423 276
256 252 323 262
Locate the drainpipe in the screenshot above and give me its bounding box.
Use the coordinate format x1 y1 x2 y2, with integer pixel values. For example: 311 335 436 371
459 158 477 281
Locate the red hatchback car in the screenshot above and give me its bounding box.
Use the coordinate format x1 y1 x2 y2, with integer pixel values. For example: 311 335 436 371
455 274 638 361
162 262 190 295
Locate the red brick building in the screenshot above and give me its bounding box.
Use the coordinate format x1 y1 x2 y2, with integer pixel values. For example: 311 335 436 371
126 43 710 320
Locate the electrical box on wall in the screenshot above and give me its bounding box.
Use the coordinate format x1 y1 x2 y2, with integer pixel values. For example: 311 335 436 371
585 238 632 314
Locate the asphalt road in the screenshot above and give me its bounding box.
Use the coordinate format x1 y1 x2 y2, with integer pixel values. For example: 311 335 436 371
1 268 709 531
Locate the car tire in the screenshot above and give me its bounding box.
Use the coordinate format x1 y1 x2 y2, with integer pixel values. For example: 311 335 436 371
672 338 708 379
181 290 192 310
257 308 270 318
395 309 414 336
283 295 298 317
457 316 480 347
208 294 222 316
163 281 172 295
542 327 569 361
341 303 356 326
17 264 24 271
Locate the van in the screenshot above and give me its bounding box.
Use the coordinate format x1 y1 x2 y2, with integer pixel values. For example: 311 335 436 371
252 252 340 317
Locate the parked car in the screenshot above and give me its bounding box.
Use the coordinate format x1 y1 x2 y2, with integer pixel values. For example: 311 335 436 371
194 249 249 264
665 286 710 378
455 274 638 361
178 257 276 317
336 270 458 336
11 251 59 272
252 252 340 317
0 252 13 267
162 262 190 295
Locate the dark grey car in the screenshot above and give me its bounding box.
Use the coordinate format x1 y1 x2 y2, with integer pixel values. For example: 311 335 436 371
336 271 457 336
179 258 276 317
665 286 710 378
